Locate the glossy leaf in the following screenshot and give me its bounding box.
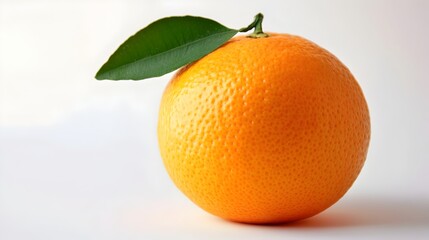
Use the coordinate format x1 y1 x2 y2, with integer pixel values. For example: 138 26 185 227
95 16 238 80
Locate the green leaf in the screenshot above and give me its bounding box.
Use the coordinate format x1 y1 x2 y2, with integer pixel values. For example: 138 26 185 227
95 16 238 80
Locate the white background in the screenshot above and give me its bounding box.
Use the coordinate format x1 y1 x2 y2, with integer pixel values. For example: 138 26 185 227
1 0 428 239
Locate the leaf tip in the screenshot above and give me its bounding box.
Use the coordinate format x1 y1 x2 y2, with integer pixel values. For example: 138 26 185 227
95 67 107 80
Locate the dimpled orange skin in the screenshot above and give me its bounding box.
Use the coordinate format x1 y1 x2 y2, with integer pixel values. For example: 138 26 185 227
158 33 370 224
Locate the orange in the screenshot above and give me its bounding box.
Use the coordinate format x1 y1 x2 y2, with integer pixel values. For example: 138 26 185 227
157 33 370 224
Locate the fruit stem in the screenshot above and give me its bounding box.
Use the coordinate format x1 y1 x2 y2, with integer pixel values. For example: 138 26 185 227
239 13 269 38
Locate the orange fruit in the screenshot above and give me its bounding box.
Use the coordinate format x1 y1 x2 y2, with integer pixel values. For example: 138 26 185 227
157 33 370 224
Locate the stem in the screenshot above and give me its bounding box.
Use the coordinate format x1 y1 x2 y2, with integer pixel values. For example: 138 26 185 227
239 13 269 38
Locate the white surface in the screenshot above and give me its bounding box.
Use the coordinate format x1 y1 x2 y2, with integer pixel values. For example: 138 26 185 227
1 0 429 239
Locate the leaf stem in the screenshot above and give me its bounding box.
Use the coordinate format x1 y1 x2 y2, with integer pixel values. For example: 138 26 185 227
239 13 268 38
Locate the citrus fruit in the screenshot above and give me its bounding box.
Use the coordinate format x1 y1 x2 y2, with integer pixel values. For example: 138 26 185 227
94 13 371 224
157 33 370 224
